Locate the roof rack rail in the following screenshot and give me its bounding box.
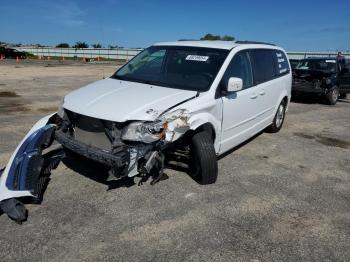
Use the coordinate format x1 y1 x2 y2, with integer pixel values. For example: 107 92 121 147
235 41 276 46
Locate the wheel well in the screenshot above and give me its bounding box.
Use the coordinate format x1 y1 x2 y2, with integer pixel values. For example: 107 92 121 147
180 123 216 146
195 123 216 141
282 96 288 105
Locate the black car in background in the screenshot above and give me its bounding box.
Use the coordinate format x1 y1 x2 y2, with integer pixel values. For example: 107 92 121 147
292 57 350 105
0 46 27 59
289 59 300 70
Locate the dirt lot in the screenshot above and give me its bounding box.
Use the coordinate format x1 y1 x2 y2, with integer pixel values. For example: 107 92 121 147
0 60 349 261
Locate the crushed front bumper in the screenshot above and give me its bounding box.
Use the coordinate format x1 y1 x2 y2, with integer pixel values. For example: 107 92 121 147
55 130 129 167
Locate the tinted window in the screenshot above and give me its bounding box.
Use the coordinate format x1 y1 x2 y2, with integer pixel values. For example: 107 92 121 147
221 51 253 89
275 51 290 75
250 49 276 84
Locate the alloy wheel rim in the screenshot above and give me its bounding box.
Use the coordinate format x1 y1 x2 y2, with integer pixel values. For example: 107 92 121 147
332 89 339 102
276 104 284 128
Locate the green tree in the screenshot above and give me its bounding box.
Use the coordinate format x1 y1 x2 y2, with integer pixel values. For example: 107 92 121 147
221 35 235 41
200 34 221 40
73 41 89 48
56 43 70 48
92 43 102 48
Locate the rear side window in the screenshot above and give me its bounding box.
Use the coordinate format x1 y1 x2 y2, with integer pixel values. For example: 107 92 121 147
250 49 276 84
274 50 290 76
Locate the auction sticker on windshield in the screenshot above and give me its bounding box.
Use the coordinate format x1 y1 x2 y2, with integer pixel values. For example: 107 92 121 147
186 55 209 62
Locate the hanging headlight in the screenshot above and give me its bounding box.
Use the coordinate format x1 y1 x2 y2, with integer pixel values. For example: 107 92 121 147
121 120 166 143
121 109 190 143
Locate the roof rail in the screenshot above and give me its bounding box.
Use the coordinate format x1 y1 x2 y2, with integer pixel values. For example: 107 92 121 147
235 40 276 46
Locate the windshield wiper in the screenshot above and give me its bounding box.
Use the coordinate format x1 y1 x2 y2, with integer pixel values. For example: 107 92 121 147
110 74 126 80
111 75 165 87
125 78 170 88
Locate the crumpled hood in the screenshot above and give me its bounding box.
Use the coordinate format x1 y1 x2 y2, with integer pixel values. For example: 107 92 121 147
63 78 197 122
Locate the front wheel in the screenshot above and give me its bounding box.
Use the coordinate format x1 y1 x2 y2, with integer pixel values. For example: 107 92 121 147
189 131 218 185
326 86 339 105
266 100 286 133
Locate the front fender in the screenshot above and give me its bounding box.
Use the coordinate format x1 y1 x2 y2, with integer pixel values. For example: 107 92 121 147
0 113 56 202
189 113 222 153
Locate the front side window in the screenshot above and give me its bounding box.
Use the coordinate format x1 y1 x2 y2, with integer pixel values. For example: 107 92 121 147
113 46 229 92
250 49 277 84
221 51 253 89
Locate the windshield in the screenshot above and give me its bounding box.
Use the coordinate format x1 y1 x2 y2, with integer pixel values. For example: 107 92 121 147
112 46 229 92
295 59 337 72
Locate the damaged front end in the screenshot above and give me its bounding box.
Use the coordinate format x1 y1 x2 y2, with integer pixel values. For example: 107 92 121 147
55 108 190 180
0 108 191 223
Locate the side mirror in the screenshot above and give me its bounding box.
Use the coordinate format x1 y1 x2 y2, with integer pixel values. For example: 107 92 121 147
227 77 243 92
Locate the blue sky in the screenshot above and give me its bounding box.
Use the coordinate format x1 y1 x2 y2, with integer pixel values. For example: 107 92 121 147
1 0 349 51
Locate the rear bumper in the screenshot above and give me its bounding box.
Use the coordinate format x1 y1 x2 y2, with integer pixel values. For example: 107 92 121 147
55 130 129 167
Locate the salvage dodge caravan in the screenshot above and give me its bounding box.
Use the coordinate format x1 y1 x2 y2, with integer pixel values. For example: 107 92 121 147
0 41 291 222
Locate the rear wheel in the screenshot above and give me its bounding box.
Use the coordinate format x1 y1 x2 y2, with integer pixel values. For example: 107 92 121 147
189 131 218 185
266 100 286 133
326 86 339 105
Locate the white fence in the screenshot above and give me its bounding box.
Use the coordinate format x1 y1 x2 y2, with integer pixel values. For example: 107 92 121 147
15 47 350 60
287 52 350 60
16 47 143 60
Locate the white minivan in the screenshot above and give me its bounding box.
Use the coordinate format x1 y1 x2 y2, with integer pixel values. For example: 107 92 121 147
0 41 291 221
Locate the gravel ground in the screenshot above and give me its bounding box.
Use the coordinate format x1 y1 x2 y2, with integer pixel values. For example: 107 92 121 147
0 60 349 262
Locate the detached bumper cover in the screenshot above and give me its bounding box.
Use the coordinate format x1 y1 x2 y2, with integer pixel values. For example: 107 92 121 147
6 125 55 191
0 114 56 202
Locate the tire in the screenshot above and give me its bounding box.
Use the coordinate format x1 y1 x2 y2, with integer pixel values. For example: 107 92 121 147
326 86 339 105
339 93 347 99
189 131 218 185
266 100 286 133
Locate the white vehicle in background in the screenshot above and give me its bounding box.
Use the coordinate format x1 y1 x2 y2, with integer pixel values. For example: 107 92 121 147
0 40 291 222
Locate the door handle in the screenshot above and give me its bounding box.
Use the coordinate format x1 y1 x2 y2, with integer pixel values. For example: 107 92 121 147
259 90 266 95
250 93 258 99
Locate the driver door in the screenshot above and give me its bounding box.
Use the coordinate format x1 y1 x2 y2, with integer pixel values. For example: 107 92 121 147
219 50 263 154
